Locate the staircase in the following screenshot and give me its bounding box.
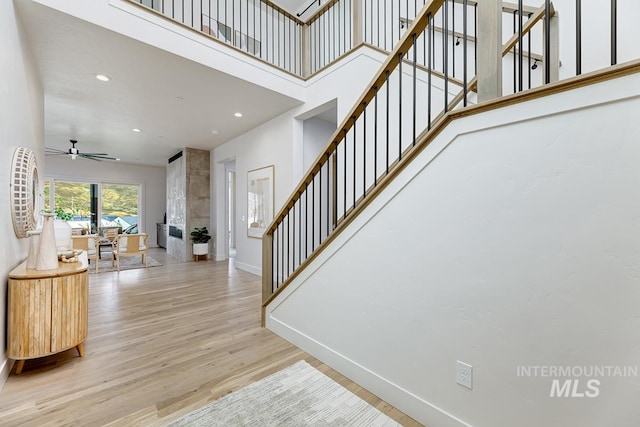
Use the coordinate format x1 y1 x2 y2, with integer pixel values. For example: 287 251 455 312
261 1 640 426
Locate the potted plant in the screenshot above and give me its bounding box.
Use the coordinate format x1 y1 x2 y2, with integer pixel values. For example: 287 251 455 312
190 227 211 257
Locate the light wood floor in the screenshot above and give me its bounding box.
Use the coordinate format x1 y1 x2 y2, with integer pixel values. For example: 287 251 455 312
0 249 422 426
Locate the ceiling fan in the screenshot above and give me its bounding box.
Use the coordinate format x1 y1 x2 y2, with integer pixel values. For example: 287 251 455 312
45 140 118 161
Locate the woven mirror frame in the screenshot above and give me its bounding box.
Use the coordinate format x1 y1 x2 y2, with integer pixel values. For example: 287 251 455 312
11 147 40 238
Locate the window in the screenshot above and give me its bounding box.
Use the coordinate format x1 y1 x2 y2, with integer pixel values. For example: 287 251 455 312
54 181 94 231
102 184 139 232
47 180 141 234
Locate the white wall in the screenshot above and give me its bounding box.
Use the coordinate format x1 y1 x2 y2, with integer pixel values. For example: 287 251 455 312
212 46 387 273
45 157 166 247
266 72 640 426
303 117 335 171
0 0 44 389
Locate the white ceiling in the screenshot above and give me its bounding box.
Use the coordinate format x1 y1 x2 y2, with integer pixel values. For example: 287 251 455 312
16 1 305 167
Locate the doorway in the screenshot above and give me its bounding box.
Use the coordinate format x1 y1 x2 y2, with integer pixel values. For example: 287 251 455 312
225 161 236 258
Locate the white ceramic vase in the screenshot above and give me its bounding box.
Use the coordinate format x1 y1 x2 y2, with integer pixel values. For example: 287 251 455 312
26 229 41 269
36 213 59 270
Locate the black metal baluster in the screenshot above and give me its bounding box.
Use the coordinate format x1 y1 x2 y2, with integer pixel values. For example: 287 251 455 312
374 87 378 186
326 153 330 237
319 165 322 245
518 0 523 92
385 70 390 174
246 0 249 52
259 0 262 58
463 1 468 106
275 224 278 287
271 227 274 291
428 12 432 127
528 13 532 89
452 0 456 78
311 174 315 250
343 129 347 218
611 0 617 66
412 33 417 146
363 103 367 196
279 223 283 286
298 192 302 265
352 116 356 208
320 13 324 69
513 11 516 93
398 53 403 159
544 0 550 83
474 3 477 74
443 1 449 111
292 203 295 269
278 10 282 68
305 183 309 258
576 0 581 75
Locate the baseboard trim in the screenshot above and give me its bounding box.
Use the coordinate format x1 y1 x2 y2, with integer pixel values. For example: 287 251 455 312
0 358 14 392
266 315 471 427
234 261 261 276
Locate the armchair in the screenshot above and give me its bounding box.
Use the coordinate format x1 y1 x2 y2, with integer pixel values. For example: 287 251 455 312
72 234 100 273
112 233 148 271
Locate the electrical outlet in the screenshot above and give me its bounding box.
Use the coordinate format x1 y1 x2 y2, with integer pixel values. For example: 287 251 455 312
456 361 473 389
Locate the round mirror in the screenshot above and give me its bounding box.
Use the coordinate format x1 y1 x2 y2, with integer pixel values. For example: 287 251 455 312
11 147 40 238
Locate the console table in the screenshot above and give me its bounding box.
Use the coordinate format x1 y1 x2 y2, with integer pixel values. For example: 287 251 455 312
8 257 89 374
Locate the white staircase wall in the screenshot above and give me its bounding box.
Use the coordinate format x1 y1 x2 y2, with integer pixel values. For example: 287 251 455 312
266 71 640 427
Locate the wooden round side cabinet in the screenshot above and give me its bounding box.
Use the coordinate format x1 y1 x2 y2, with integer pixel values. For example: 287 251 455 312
8 259 89 374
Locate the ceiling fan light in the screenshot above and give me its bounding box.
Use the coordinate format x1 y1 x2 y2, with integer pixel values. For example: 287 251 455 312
71 154 78 160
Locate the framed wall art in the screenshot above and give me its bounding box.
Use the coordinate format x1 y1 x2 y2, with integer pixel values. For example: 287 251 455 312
247 165 274 239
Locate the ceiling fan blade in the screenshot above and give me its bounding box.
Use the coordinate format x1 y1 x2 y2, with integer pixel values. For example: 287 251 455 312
79 154 118 161
82 152 110 156
45 147 67 154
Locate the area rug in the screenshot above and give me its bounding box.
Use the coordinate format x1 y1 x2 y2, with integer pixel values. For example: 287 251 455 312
89 256 161 273
166 360 401 426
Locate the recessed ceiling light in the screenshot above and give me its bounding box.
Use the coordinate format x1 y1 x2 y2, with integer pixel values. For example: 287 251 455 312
234 112 243 118
94 73 111 82
211 130 219 135
132 128 141 133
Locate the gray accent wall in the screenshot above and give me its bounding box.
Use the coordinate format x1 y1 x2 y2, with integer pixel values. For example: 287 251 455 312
167 148 210 261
